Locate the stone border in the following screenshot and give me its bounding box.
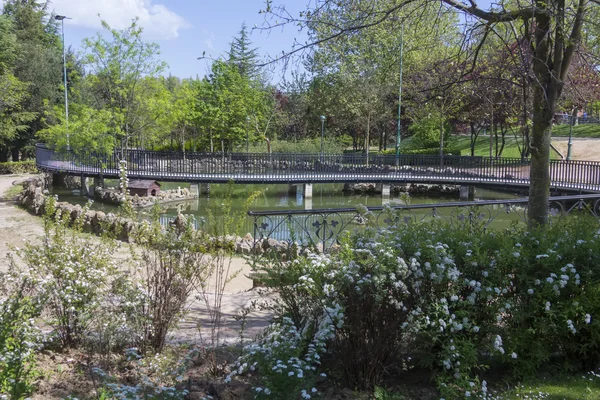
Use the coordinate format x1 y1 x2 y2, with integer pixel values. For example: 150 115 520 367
15 176 291 255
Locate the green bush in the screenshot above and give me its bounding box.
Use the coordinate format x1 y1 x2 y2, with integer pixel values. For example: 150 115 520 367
0 286 43 399
237 213 600 399
0 160 37 175
382 147 462 156
408 116 452 148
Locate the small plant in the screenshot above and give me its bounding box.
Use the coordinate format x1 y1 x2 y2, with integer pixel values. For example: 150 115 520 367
0 284 43 399
4 196 119 347
91 347 196 400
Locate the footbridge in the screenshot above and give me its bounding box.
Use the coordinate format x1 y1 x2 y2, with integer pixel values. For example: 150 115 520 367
35 144 600 194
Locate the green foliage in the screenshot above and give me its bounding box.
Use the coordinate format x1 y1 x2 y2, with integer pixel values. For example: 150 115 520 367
0 159 36 174
0 283 43 399
242 214 600 398
408 115 452 148
4 197 120 346
0 72 36 148
91 348 196 399
552 123 600 138
1 0 62 160
39 103 114 156
195 61 273 152
247 136 351 153
382 146 462 156
81 18 167 152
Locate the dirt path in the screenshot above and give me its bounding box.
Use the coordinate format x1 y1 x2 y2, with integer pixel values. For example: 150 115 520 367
0 174 272 343
0 174 45 267
552 137 600 161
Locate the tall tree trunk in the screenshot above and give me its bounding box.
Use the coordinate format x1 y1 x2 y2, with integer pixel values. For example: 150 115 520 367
528 84 554 227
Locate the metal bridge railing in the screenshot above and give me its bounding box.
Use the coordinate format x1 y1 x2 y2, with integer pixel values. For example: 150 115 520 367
36 144 600 191
248 194 600 252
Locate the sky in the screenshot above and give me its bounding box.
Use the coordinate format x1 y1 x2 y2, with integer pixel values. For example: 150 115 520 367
1 0 499 83
10 0 309 83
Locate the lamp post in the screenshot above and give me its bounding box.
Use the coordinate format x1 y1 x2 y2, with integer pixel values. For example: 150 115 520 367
567 107 575 161
246 116 250 153
395 22 404 166
55 15 71 150
320 115 326 161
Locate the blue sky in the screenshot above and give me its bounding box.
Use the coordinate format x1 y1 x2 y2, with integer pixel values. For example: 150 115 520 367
41 0 308 82
1 0 498 83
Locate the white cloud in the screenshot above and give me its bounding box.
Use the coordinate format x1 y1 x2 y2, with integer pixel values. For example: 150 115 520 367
50 0 189 40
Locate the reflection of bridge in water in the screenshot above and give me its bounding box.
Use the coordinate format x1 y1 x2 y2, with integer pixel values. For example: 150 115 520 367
36 144 600 193
36 144 600 248
249 195 600 251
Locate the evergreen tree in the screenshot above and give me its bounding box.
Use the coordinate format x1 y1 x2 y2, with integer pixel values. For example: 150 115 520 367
1 0 62 161
228 23 261 80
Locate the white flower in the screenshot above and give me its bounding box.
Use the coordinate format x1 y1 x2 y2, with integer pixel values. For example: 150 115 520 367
511 352 518 359
585 314 592 324
527 289 534 295
567 319 577 334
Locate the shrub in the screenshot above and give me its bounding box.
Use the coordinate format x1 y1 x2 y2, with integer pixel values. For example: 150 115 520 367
3 197 119 347
407 116 452 148
126 213 214 354
0 160 37 175
0 284 43 399
382 146 462 156
237 211 600 399
91 348 196 400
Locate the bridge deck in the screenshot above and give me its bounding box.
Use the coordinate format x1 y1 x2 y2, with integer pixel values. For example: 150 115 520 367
35 145 600 192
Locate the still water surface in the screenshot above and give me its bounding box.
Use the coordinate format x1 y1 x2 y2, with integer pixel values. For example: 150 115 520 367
54 183 522 237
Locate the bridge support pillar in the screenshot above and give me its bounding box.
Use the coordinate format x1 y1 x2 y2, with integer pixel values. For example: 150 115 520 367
304 183 313 199
200 183 211 196
81 176 92 197
93 176 104 189
381 184 391 198
288 184 298 196
304 198 313 210
459 185 475 201
189 183 199 197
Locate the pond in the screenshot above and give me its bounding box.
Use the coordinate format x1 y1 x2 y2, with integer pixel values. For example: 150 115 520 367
53 183 523 239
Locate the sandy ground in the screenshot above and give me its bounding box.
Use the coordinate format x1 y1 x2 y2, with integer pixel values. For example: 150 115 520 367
0 174 273 344
552 137 600 161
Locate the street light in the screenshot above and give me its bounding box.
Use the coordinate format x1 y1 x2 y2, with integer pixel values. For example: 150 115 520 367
320 115 326 160
55 14 71 150
567 107 575 161
246 116 250 153
395 22 404 166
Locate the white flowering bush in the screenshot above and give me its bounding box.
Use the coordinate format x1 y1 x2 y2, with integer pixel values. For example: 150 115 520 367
3 196 120 347
91 347 196 399
242 215 600 399
0 285 43 399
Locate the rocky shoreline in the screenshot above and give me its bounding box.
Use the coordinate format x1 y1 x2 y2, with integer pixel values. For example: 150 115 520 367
343 182 461 196
94 186 195 208
15 176 292 255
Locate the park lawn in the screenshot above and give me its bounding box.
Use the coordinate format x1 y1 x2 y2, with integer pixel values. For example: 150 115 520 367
552 124 600 138
445 135 565 159
499 373 600 400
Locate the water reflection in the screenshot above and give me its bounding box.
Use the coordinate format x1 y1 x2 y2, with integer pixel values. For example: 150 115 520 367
53 183 522 238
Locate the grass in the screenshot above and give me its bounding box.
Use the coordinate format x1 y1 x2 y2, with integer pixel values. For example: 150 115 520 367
1 183 24 200
552 124 600 138
397 134 563 159
499 373 600 399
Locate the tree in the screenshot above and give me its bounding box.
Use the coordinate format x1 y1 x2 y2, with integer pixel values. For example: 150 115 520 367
195 60 271 152
0 73 36 152
228 23 262 80
38 103 113 158
82 19 167 155
1 0 62 160
263 0 591 227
